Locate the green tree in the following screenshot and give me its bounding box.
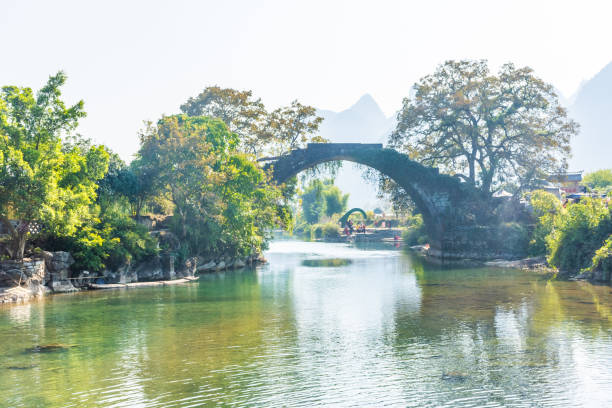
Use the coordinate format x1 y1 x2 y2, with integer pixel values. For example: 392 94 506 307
528 190 561 256
323 182 348 217
181 87 326 157
547 198 612 273
0 72 109 259
300 179 326 224
138 114 285 259
98 150 157 217
138 115 228 253
582 169 612 193
180 87 268 156
266 100 325 155
389 60 578 196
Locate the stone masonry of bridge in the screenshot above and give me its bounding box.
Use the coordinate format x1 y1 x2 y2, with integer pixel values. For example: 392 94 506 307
264 143 519 261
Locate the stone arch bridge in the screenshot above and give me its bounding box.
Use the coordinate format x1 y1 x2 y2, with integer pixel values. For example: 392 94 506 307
262 143 508 260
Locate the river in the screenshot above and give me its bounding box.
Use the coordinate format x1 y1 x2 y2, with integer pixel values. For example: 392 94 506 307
1 240 612 407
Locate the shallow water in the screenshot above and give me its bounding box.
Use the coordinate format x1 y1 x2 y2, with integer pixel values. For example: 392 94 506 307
1 240 612 407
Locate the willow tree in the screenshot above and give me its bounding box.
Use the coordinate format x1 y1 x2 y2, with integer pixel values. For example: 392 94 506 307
389 60 578 196
0 72 109 259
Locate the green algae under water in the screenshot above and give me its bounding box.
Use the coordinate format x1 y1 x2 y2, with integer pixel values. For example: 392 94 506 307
1 240 612 407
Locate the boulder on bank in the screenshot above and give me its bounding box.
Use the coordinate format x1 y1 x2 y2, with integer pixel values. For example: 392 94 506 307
176 257 197 278
42 251 78 292
233 258 246 269
101 263 137 284
196 259 216 272
0 258 46 287
0 258 50 303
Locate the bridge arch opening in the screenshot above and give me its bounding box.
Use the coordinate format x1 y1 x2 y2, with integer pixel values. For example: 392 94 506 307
338 208 368 227
264 143 473 250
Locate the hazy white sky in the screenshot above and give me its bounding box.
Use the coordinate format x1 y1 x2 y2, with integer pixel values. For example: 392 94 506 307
2 0 611 160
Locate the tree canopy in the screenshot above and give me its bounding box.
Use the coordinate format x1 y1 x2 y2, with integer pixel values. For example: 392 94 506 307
389 60 578 196
300 179 348 224
180 86 325 157
582 169 612 193
0 72 109 259
136 114 288 258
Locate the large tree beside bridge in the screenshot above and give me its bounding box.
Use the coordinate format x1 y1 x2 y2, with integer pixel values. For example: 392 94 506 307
388 60 578 197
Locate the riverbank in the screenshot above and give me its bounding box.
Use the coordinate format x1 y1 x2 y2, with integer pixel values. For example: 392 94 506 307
295 227 404 243
0 251 264 305
408 244 612 284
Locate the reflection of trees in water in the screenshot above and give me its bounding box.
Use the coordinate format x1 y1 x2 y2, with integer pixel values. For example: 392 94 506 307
136 268 302 405
387 258 612 405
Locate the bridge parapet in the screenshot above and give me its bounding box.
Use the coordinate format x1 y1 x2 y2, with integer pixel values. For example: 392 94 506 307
306 143 383 149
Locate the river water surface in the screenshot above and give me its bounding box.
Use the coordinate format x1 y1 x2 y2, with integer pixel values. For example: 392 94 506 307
2 240 612 407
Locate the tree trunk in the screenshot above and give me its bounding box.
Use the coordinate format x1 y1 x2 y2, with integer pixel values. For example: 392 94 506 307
468 159 476 186
12 231 27 260
0 216 27 259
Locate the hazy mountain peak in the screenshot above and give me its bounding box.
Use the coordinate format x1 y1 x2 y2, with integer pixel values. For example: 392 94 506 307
347 93 384 117
569 59 612 172
315 93 397 209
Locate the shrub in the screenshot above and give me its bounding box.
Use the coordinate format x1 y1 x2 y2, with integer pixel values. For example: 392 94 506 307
41 210 158 273
310 222 340 240
402 214 428 245
583 235 612 281
321 223 340 239
311 224 324 239
528 190 561 256
547 198 612 274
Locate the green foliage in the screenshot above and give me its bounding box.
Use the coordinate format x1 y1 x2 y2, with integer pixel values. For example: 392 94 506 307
43 210 157 272
324 184 349 217
300 179 349 224
97 151 156 217
0 72 109 259
528 190 561 256
181 87 325 157
137 114 285 261
0 75 313 274
180 86 267 155
310 222 340 240
547 198 612 273
402 214 428 245
582 169 612 193
585 236 612 281
266 100 325 155
301 179 327 224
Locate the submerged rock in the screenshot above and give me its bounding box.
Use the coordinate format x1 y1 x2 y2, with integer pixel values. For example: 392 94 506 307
441 372 468 382
6 364 39 370
440 371 468 382
196 260 216 272
25 344 77 353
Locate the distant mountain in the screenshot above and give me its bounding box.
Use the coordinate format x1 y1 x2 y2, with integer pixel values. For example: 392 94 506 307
569 61 612 172
316 94 396 209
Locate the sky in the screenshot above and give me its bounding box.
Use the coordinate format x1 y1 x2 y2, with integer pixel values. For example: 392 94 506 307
2 0 612 161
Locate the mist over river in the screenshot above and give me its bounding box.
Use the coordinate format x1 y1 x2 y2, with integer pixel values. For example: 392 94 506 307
1 240 612 407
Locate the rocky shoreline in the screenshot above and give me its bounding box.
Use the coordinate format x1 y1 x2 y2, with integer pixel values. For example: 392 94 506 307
0 251 264 305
